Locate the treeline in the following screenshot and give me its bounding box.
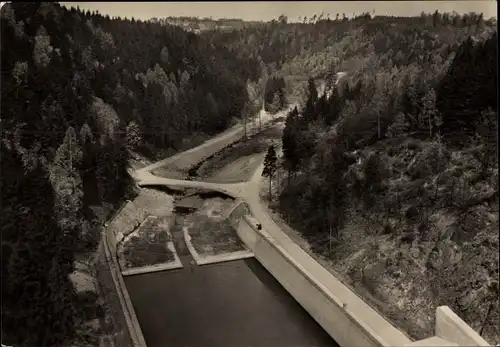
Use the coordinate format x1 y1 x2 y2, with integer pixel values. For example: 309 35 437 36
206 10 496 103
153 16 263 32
0 2 253 346
264 76 287 112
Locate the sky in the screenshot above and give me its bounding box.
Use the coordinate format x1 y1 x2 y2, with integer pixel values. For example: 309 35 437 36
61 1 497 22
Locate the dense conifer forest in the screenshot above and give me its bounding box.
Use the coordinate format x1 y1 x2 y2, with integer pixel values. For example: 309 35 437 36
1 2 256 345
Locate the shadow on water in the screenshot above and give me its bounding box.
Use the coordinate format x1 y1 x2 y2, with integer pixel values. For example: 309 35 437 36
244 257 335 333
169 215 192 260
245 257 289 299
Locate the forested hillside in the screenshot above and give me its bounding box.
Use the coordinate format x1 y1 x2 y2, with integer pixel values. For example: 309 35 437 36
264 14 498 344
207 10 498 344
207 12 497 103
0 2 255 346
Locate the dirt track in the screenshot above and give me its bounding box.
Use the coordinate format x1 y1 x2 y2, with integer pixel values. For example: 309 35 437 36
195 124 284 183
203 154 263 183
142 107 292 180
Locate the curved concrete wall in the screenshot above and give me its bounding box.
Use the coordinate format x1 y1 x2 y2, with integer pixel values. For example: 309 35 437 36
97 204 148 347
435 306 490 346
236 215 491 347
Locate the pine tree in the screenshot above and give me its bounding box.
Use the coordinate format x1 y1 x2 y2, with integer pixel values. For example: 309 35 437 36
8 231 50 345
126 120 142 150
435 35 496 136
316 93 329 122
386 112 410 138
473 108 497 178
79 123 94 145
479 280 499 336
303 78 318 123
282 107 300 183
419 88 438 137
33 25 54 68
324 86 343 125
45 251 76 345
160 46 170 65
270 91 281 113
7 163 73 346
50 126 84 269
262 145 278 201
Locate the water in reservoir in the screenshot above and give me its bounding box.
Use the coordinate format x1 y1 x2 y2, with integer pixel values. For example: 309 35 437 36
124 258 339 347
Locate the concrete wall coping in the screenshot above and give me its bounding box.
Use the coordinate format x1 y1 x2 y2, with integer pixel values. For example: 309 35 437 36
102 204 148 347
436 306 490 346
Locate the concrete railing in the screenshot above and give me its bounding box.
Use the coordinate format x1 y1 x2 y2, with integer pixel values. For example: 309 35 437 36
236 215 492 347
94 204 148 347
434 306 490 346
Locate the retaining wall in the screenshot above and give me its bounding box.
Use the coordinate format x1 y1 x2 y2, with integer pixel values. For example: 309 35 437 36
236 215 492 347
93 204 147 347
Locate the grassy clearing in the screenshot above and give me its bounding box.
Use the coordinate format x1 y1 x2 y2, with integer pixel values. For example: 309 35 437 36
203 154 263 184
197 126 282 182
122 231 174 268
121 217 175 268
187 216 245 255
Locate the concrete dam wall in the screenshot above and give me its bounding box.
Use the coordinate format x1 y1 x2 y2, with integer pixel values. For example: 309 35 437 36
236 215 492 347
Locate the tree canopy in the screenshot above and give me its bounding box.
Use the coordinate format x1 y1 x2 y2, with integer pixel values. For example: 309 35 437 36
1 2 257 345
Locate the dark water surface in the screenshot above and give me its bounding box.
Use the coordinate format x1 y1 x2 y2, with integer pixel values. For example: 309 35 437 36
125 258 339 347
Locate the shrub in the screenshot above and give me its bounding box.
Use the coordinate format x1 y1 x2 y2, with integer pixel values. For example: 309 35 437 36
362 152 390 208
405 205 420 221
407 140 450 179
